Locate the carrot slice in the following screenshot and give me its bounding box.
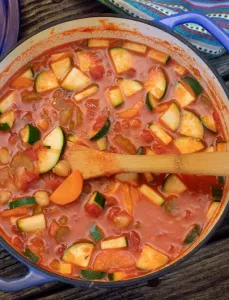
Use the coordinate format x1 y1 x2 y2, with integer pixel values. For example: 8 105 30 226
50 170 83 205
117 101 143 119
10 77 33 89
93 250 135 271
1 207 29 217
122 183 133 215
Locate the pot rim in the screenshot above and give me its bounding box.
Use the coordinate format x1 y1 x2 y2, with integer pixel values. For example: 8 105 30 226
0 13 228 288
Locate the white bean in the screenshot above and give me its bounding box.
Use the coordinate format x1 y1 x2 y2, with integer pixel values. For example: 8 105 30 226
34 191 50 207
52 160 71 177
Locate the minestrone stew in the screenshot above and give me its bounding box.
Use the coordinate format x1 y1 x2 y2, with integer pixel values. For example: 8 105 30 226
0 38 226 281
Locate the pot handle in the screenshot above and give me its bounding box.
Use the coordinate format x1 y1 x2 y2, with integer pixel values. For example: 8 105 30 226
0 266 55 292
158 12 229 52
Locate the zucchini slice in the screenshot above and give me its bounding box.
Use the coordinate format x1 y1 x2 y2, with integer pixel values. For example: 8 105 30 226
123 41 147 54
180 110 204 139
89 118 111 141
174 81 196 108
24 248 39 264
87 191 106 210
139 184 164 206
17 214 46 232
0 111 15 130
20 124 41 145
51 52 70 61
205 146 214 152
0 92 15 114
174 137 205 154
80 270 106 280
216 142 227 152
90 225 103 242
35 71 59 93
137 146 144 155
144 68 167 100
38 126 65 173
51 57 72 81
217 176 225 184
107 87 124 107
145 92 157 111
136 245 169 271
9 197 36 209
211 187 223 200
61 67 91 91
119 79 143 97
207 201 220 220
184 224 201 245
62 242 94 267
101 236 128 250
67 134 80 143
96 137 107 151
160 102 181 131
108 271 125 281
74 84 98 102
163 175 187 195
148 49 170 64
88 39 110 48
183 76 202 96
77 51 99 72
201 115 217 133
21 68 34 79
110 48 133 74
149 123 172 145
115 172 139 186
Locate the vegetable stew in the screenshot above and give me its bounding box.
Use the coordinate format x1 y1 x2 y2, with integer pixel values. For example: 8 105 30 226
0 38 226 281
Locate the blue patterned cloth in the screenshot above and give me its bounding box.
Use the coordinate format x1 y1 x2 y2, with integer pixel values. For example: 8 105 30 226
99 0 229 56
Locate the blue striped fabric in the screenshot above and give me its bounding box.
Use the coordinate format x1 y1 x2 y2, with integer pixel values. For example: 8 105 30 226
98 0 229 56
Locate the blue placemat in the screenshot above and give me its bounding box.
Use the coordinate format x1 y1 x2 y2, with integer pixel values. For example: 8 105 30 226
99 0 229 56
0 0 20 56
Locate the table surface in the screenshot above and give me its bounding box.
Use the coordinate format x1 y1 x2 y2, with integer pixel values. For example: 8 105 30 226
1 0 229 299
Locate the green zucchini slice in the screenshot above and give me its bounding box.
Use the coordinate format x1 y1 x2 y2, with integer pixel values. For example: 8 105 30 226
20 124 41 145
201 115 217 133
0 111 15 130
180 110 204 139
62 242 94 267
145 92 157 111
9 197 36 209
89 118 111 141
101 236 128 250
174 137 205 154
110 48 133 74
35 71 59 93
160 102 181 131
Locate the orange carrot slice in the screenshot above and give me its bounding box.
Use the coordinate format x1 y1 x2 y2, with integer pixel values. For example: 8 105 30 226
50 170 83 205
93 250 135 271
10 77 33 89
1 207 29 217
116 101 143 119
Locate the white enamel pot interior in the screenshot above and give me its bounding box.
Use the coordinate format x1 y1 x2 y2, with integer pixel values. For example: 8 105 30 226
0 15 229 288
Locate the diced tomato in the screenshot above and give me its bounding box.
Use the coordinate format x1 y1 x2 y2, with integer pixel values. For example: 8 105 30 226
29 237 44 260
25 142 42 161
129 230 141 251
121 120 130 130
8 132 19 145
113 121 122 133
93 116 107 131
154 173 166 186
45 177 63 191
122 68 136 78
90 65 105 81
85 203 103 218
57 244 67 255
213 110 222 133
106 196 118 207
85 99 99 111
151 140 167 155
140 129 154 143
14 167 39 191
107 207 121 221
12 237 24 249
113 134 136 154
49 220 60 237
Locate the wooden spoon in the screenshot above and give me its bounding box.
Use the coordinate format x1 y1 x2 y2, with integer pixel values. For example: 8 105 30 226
65 143 229 180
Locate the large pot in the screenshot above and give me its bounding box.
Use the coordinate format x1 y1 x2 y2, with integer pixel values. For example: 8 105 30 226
0 13 229 292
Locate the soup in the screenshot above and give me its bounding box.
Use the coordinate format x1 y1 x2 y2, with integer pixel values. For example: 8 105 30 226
0 38 225 281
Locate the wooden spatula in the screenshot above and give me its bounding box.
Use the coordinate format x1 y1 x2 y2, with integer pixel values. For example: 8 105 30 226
65 143 229 179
